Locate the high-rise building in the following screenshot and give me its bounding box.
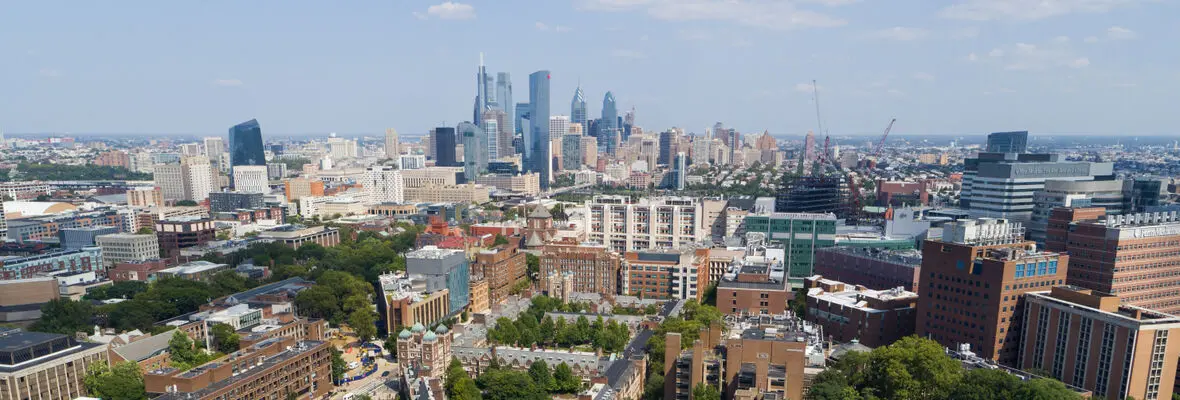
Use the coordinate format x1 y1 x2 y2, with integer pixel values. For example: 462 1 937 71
539 243 624 298
483 117 500 160
232 165 269 193
601 91 617 136
126 186 164 208
562 133 582 170
482 109 510 159
527 71 551 190
459 122 486 182
1123 177 1169 214
1029 179 1126 243
1019 286 1180 400
433 127 458 167
203 136 225 170
624 248 707 301
496 72 514 131
962 153 1114 222
473 244 527 305
266 163 287 180
1060 211 1180 314
585 195 705 253
399 154 427 170
571 86 587 134
672 152 687 190
743 213 837 284
155 156 216 201
209 191 265 213
549 116 570 167
915 218 1069 366
986 131 1029 153
362 166 405 204
96 233 160 267
385 128 400 158
514 102 530 135
229 119 265 167
406 246 470 314
658 130 677 166
803 131 817 164
581 136 598 168
474 54 493 124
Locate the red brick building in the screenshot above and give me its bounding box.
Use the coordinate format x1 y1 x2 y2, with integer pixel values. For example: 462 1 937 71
155 217 216 257
1060 211 1180 314
1045 206 1107 252
540 243 624 298
473 244 527 305
814 246 922 292
805 275 918 348
109 259 170 281
716 256 791 316
915 218 1069 365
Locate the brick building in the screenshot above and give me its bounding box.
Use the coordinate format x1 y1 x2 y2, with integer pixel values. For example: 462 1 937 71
540 243 624 298
805 275 918 347
623 248 705 301
716 254 791 316
148 338 332 400
813 246 923 292
1058 211 1180 314
915 218 1069 366
1020 286 1180 400
155 217 216 257
473 244 527 305
1044 206 1107 252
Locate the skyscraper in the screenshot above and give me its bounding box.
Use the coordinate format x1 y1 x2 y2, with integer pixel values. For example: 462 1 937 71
672 152 687 190
474 54 493 126
562 133 582 170
549 116 570 170
482 109 509 159
459 122 486 182
229 119 265 167
601 92 618 154
384 128 399 158
528 71 551 190
496 72 513 135
203 136 225 170
986 131 1029 153
658 130 676 166
803 130 817 167
483 118 499 162
571 86 587 135
434 127 458 167
515 102 530 135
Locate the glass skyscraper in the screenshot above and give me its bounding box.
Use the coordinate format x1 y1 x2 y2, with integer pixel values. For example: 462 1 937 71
515 102 530 135
496 72 513 137
459 122 486 182
571 86 587 135
528 71 551 190
434 127 458 167
229 119 265 166
601 92 618 155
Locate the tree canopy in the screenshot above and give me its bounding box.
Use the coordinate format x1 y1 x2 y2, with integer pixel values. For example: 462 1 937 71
84 361 147 400
30 298 94 335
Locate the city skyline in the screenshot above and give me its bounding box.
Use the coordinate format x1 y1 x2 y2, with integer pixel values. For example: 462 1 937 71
3 1 1177 136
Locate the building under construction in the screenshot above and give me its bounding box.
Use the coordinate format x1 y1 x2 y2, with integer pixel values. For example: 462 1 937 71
774 175 851 218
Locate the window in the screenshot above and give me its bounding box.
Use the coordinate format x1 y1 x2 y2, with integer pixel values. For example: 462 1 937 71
1048 260 1058 275
1037 262 1048 276
1015 264 1025 278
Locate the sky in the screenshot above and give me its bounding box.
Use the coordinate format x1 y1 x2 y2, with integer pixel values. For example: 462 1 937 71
3 0 1178 137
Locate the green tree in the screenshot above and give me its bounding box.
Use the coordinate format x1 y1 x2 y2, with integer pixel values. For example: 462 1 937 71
330 347 347 382
136 227 155 234
294 285 339 320
175 200 198 206
349 308 378 343
168 330 197 366
31 298 94 335
643 372 665 400
493 234 510 246
476 369 547 400
451 378 483 400
525 253 540 278
105 299 176 332
210 323 240 353
552 362 581 393
538 316 556 346
210 270 249 295
864 336 962 400
692 383 721 400
528 360 555 392
84 361 147 400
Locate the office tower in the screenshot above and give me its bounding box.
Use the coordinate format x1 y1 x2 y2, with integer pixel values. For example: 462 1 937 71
459 122 486 182
514 102 530 136
986 131 1029 153
1028 180 1126 244
602 92 618 155
126 186 164 208
915 218 1069 366
496 72 513 133
549 116 570 163
95 233 160 267
399 154 427 170
362 166 405 203
562 133 582 170
326 136 357 159
581 136 598 168
571 85 587 134
672 152 687 190
1059 210 1180 314
961 132 1113 222
743 213 837 284
658 130 678 165
474 54 493 124
155 156 216 201
484 118 499 161
266 163 287 180
481 109 508 159
623 108 635 140
232 165 269 193
527 71 551 190
427 128 437 160
1018 287 1180 400
209 192 264 213
203 136 225 169
406 246 470 314
385 128 400 158
229 119 265 166
60 226 119 250
585 195 705 253
433 127 458 167
1122 177 1168 213
179 143 202 156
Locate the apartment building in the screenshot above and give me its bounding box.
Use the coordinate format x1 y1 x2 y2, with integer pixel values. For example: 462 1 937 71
586 195 705 253
95 233 160 267
539 242 624 298
623 248 706 301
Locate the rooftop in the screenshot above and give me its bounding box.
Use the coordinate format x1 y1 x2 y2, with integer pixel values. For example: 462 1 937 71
406 245 464 260
818 246 922 266
750 212 838 221
806 277 918 312
158 261 228 275
153 340 327 400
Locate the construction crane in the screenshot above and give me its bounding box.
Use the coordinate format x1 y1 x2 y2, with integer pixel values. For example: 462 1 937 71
872 118 897 158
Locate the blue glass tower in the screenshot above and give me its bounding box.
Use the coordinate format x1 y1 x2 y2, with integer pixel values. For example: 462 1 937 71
514 102 530 136
571 86 587 135
434 127 458 167
229 119 265 166
601 92 618 155
528 71 551 190
459 122 486 182
497 72 513 136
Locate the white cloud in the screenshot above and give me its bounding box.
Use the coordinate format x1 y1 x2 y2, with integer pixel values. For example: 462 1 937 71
536 22 572 32
869 26 928 41
794 82 822 93
940 0 1142 21
1083 36 1099 43
912 72 936 81
978 38 1090 71
611 49 646 59
953 26 981 39
38 68 61 78
577 0 849 30
966 52 979 62
213 79 243 87
419 2 476 20
1106 26 1137 40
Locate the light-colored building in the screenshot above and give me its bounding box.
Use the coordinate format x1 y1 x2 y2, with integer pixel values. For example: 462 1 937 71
1028 179 1126 243
0 328 110 400
380 273 452 333
581 136 598 168
256 225 340 249
475 173 541 195
232 165 269 194
401 167 461 188
326 136 358 159
0 182 51 201
154 156 216 201
126 186 164 208
155 260 229 281
362 166 405 204
586 195 706 253
283 177 324 202
385 128 400 158
203 136 225 170
95 233 160 267
399 154 427 170
404 184 490 204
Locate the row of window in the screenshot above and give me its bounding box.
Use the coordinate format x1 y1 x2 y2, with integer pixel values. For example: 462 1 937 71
1014 260 1058 278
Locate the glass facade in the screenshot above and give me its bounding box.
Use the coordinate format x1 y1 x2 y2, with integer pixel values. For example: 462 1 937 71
571 86 587 134
229 119 265 166
528 71 551 190
601 92 618 154
434 127 458 167
496 72 513 137
459 122 486 182
744 214 837 286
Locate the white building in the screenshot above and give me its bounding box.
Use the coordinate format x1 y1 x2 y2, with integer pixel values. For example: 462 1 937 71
362 166 405 204
399 154 426 170
154 156 216 202
385 128 400 158
203 136 225 170
95 233 160 267
586 195 706 253
232 165 270 194
327 136 358 159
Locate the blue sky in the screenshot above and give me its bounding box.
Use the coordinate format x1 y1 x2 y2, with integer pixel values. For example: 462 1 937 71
3 0 1177 137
